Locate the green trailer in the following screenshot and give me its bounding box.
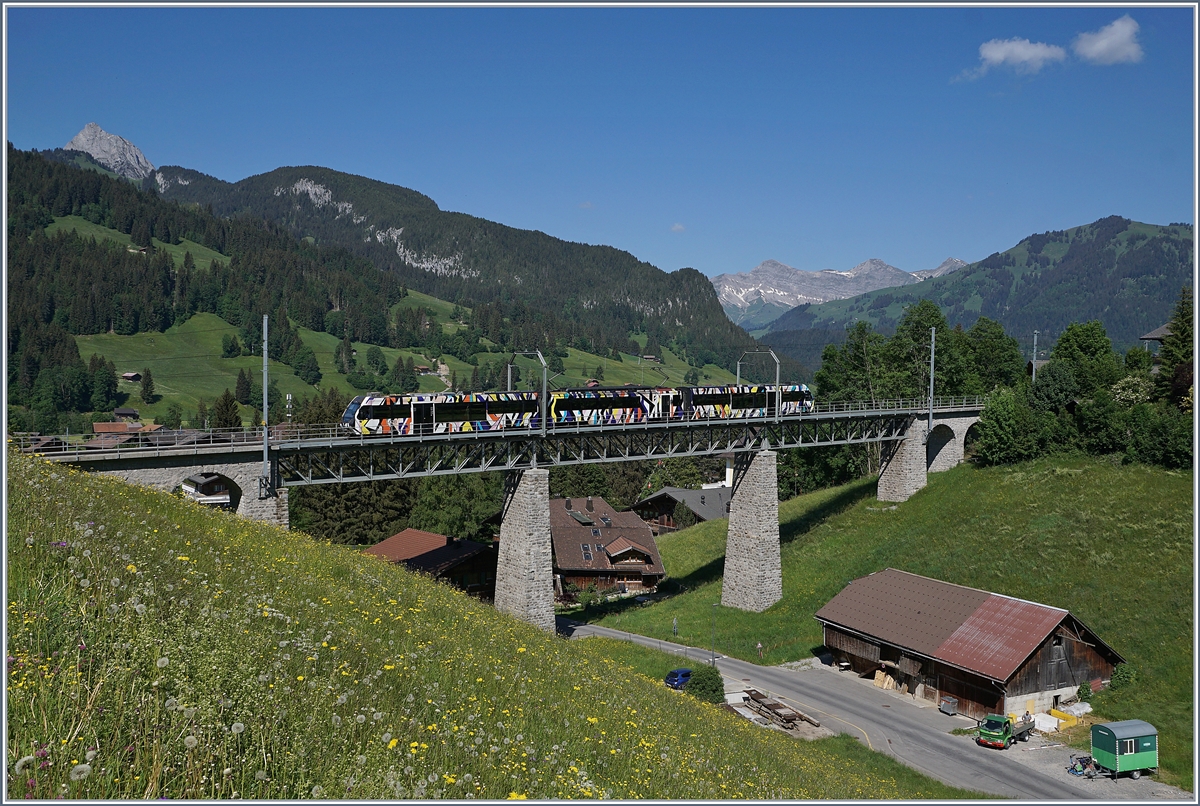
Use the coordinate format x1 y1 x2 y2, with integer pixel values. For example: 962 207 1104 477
1091 720 1158 779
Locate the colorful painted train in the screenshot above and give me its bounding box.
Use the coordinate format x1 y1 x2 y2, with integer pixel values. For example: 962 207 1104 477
341 384 814 435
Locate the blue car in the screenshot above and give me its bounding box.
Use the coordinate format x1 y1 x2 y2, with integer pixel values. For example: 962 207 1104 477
664 668 692 689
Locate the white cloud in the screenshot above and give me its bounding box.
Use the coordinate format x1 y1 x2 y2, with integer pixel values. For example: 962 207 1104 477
670 223 685 233
1073 15 1143 65
967 37 1067 78
579 201 593 209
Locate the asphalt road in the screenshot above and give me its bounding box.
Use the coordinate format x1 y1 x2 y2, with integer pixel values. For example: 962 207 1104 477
560 620 1188 800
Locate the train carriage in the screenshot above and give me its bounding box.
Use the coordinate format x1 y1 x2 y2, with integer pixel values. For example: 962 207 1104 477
342 383 813 435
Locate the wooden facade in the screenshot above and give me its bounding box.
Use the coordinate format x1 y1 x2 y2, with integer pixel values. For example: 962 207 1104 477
823 614 1121 722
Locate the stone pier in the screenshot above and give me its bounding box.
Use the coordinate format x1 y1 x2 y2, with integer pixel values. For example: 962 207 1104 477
721 450 782 612
494 469 555 631
878 415 981 503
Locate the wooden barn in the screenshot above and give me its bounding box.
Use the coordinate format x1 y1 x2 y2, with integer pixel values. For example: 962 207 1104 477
814 569 1124 720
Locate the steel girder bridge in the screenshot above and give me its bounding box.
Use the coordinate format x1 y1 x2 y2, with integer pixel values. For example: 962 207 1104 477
267 397 984 486
15 397 985 488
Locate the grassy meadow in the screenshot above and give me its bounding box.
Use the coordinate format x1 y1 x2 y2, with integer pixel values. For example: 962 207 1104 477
4 449 984 800
46 216 229 273
595 456 1195 791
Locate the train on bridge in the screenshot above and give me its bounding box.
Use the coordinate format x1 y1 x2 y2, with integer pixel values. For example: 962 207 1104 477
341 383 815 435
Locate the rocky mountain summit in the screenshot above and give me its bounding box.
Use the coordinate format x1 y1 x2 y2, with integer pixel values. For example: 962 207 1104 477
713 256 966 328
64 123 154 180
911 257 968 281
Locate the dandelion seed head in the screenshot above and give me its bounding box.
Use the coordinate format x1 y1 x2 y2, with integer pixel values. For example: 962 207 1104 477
156 657 169 668
231 722 245 734
355 714 366 724
372 711 383 721
134 604 147 616
311 785 324 797
336 694 347 705
85 751 97 762
165 698 178 709
69 763 92 781
382 732 391 743
14 755 35 774
184 735 198 749
25 537 34 546
331 715 342 727
356 755 366 765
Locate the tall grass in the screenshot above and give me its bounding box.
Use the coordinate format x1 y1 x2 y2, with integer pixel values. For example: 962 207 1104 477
5 450 980 799
598 457 1194 791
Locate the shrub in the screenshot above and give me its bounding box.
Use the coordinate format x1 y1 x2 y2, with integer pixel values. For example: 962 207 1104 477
1110 663 1137 690
686 663 725 704
1077 682 1092 703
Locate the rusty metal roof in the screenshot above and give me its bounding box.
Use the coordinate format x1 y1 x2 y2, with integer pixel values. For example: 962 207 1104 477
814 568 1071 682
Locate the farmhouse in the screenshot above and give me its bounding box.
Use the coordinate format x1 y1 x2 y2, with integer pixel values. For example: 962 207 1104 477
550 496 665 596
628 486 732 535
180 473 233 508
364 528 497 599
814 568 1124 720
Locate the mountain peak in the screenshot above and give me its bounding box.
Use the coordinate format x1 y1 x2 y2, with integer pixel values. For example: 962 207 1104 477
65 123 154 180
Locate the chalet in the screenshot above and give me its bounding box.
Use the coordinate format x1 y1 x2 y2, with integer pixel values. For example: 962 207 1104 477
814 569 1124 720
180 473 234 508
363 528 497 599
121 372 142 383
415 365 432 375
113 407 140 420
20 435 70 453
628 486 732 535
549 496 665 596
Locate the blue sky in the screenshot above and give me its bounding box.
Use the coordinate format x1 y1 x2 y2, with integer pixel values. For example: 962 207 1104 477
5 5 1195 278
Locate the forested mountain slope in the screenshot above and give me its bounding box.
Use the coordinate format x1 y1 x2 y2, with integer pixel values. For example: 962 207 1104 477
155 164 758 370
768 216 1193 350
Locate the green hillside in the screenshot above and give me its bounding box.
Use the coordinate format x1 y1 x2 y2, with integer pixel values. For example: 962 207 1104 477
597 457 1194 790
767 216 1193 353
46 215 229 272
75 314 318 424
5 450 981 799
155 163 763 372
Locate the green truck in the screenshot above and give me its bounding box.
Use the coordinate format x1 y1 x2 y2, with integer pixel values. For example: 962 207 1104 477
976 714 1035 749
1091 720 1158 779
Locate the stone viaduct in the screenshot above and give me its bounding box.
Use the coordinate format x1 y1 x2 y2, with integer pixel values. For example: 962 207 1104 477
79 411 979 631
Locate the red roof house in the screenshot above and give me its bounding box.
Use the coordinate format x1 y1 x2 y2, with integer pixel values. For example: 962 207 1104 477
814 569 1123 719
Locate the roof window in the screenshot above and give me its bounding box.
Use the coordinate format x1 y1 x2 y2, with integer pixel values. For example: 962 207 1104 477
592 528 601 537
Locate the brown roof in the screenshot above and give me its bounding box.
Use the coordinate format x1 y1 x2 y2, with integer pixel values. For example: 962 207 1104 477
405 540 493 576
93 421 134 433
83 434 140 449
549 496 663 575
814 568 1117 682
363 528 449 563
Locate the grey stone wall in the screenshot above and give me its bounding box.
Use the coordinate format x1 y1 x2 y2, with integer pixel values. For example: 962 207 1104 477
926 424 960 473
877 421 928 503
879 415 980 502
722 451 782 612
95 460 288 528
494 469 555 631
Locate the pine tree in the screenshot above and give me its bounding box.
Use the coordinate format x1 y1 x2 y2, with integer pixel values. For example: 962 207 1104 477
1157 287 1193 406
211 389 242 429
193 400 209 430
235 368 251 404
139 367 155 403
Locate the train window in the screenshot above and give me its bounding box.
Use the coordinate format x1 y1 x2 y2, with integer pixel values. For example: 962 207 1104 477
731 392 769 409
414 404 433 424
780 389 811 402
436 403 488 421
485 398 539 415
558 396 643 410
689 393 730 407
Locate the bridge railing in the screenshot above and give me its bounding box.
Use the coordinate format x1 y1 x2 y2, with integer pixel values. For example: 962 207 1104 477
10 396 984 460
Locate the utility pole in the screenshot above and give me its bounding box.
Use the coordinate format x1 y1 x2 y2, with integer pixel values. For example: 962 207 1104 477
927 327 935 436
711 603 717 666
1032 331 1039 384
260 314 270 499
